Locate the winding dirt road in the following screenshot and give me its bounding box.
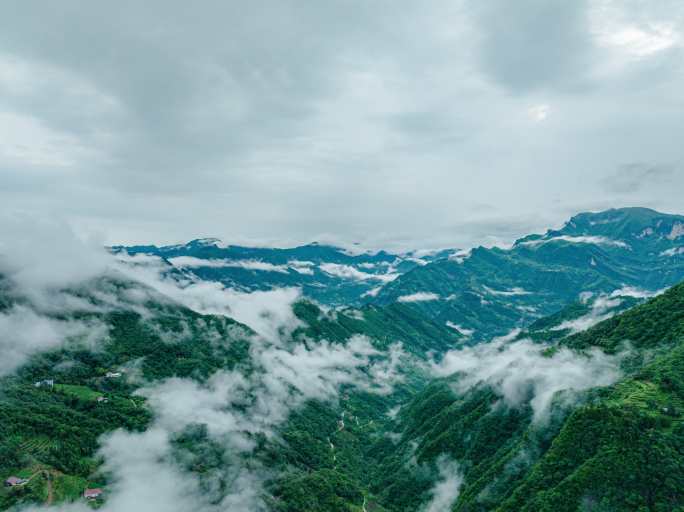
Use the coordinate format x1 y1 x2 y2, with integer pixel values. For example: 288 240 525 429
26 470 55 505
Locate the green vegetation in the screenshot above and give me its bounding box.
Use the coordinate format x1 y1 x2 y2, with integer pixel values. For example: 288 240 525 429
293 300 462 354
563 282 684 352
368 281 684 512
54 384 104 401
3 228 684 511
264 394 398 512
0 283 252 510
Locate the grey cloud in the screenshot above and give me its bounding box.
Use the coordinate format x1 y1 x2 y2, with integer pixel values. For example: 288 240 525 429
1 1 683 250
602 163 676 194
472 0 594 93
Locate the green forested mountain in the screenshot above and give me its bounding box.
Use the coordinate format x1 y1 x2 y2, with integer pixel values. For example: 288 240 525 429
370 281 684 512
0 273 438 511
292 300 462 354
374 208 684 341
2 208 684 512
3 275 683 511
0 277 253 509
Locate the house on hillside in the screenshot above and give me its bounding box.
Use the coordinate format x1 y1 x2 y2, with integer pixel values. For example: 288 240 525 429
105 371 122 378
4 476 28 487
83 488 103 500
34 379 54 388
96 396 109 403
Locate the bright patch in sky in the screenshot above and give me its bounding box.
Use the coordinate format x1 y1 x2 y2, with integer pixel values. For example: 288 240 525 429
599 23 680 57
528 104 550 122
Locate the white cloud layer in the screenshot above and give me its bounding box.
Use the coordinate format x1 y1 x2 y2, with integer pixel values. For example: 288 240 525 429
660 247 684 257
446 321 474 337
482 286 531 297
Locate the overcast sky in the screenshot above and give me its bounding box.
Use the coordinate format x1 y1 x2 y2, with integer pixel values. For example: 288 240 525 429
1 0 683 251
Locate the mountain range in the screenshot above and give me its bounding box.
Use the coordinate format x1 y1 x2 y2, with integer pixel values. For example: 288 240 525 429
1 206 684 511
114 239 457 307
117 207 684 343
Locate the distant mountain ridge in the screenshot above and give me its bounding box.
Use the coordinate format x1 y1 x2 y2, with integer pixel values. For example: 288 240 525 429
374 208 684 341
113 208 684 342
113 240 459 306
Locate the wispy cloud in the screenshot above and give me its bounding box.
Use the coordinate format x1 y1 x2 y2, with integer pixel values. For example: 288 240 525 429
551 296 622 334
169 256 290 274
660 247 684 257
518 235 629 248
431 338 624 423
397 292 440 303
420 456 463 512
482 285 531 297
0 306 108 377
446 321 474 337
319 262 399 283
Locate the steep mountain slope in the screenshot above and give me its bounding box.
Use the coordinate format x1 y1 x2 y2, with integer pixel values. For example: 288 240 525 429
520 293 643 343
114 240 456 307
3 207 684 512
292 300 462 355
371 280 684 512
0 271 429 511
375 208 684 341
0 276 253 509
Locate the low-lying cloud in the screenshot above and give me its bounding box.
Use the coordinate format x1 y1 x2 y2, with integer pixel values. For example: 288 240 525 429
482 285 531 297
446 321 474 337
61 330 406 512
431 338 624 423
8 231 407 512
0 305 108 377
397 292 440 303
552 296 622 334
319 262 398 283
421 456 463 512
519 235 629 248
0 215 111 303
169 256 291 274
114 252 302 342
